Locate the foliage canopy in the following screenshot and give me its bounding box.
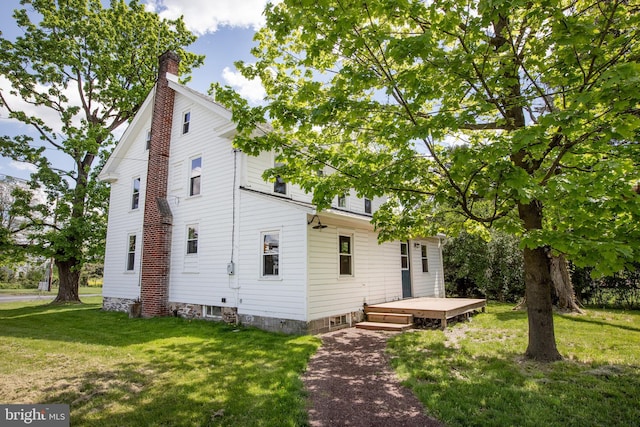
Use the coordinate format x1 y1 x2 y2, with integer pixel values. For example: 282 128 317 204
216 0 640 360
0 0 203 300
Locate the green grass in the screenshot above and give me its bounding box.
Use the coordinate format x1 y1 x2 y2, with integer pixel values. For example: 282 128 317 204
0 298 320 426
387 303 640 427
0 286 102 295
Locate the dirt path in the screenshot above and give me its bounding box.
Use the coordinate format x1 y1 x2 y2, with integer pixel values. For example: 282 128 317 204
302 328 443 427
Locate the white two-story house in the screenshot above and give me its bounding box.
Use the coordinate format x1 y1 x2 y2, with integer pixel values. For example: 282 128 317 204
98 51 445 334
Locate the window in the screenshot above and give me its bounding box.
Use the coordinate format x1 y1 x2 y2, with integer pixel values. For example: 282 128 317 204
190 157 201 196
131 177 140 210
338 195 347 208
339 235 352 275
261 231 280 277
273 161 286 194
364 198 372 214
126 235 136 271
203 305 222 317
187 225 198 254
182 111 191 134
421 244 429 272
145 129 151 150
400 242 409 269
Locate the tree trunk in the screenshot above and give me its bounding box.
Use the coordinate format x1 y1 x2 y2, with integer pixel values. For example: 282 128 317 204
53 259 81 303
550 253 584 313
518 201 562 361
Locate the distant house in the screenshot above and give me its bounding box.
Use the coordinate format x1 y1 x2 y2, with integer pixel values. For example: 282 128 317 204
98 52 445 334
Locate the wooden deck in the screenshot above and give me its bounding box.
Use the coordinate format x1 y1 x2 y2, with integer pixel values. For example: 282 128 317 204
363 297 486 329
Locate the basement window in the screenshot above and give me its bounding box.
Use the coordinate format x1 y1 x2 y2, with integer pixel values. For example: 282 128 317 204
203 305 222 318
330 315 348 327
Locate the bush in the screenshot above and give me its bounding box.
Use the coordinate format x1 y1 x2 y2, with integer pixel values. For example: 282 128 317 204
572 263 640 309
443 231 523 302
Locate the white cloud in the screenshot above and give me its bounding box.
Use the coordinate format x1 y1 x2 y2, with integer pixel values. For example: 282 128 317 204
10 160 37 172
222 66 266 104
0 76 84 135
145 0 272 35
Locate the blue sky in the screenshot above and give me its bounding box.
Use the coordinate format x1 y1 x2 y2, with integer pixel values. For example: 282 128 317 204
0 0 270 180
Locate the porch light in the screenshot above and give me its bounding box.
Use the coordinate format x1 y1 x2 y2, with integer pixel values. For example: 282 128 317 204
307 214 328 229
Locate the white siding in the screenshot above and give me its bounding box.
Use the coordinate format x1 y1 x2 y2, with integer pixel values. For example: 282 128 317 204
242 153 387 216
242 151 313 203
307 218 403 320
102 117 150 299
236 191 308 321
410 239 446 298
165 93 239 307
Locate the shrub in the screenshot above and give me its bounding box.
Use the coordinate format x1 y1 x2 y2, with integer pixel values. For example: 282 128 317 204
444 231 524 302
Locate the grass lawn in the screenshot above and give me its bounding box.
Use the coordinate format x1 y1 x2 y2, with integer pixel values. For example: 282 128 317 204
0 286 102 295
387 303 640 427
0 297 320 426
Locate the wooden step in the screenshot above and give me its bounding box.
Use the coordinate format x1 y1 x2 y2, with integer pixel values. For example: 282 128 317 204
366 312 413 324
355 321 413 331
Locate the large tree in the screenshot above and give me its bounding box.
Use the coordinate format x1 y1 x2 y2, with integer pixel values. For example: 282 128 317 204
0 0 203 303
215 0 640 361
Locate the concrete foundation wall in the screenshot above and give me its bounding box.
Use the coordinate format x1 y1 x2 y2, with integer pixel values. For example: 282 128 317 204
102 297 363 335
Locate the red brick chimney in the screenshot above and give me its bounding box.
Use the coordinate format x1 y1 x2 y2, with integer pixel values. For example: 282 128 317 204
140 51 180 317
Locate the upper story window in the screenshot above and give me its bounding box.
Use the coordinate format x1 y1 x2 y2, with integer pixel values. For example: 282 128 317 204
187 225 198 254
126 234 136 271
273 161 287 195
339 234 353 276
261 231 280 277
421 244 429 272
182 111 191 134
338 195 347 208
131 177 140 210
364 198 372 214
190 157 201 196
145 129 151 150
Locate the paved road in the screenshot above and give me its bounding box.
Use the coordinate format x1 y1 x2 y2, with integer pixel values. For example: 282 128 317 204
0 294 101 303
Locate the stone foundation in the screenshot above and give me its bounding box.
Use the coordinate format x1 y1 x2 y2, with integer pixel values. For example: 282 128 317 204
103 296 139 313
103 297 364 335
240 311 365 335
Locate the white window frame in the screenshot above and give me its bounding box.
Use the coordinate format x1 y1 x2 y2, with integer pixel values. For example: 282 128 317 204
364 198 372 214
337 195 347 208
260 230 281 279
186 224 199 255
400 242 409 270
421 244 429 272
203 305 222 318
131 177 141 210
338 232 354 276
273 159 287 195
126 234 137 272
182 111 191 134
189 156 202 197
145 129 151 150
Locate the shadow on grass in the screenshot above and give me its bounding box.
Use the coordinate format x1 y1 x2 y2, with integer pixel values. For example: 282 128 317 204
556 311 640 333
1 302 320 426
387 328 640 427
